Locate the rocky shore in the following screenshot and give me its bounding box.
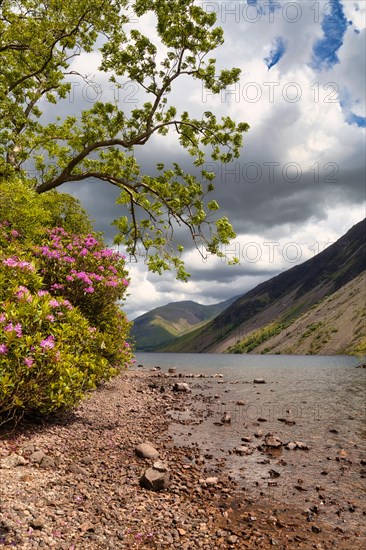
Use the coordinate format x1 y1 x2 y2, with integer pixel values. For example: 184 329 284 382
0 367 365 549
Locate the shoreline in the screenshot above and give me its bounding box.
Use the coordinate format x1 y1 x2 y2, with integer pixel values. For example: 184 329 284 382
0 367 364 548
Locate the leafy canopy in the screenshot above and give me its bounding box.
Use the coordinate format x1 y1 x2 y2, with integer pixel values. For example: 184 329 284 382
0 0 249 279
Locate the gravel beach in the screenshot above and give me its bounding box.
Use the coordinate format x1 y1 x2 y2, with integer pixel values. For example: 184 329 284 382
0 367 365 549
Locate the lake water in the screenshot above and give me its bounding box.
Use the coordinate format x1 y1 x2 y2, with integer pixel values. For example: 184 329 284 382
135 353 366 536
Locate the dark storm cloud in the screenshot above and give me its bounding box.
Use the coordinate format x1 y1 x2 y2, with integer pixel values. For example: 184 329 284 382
33 1 365 318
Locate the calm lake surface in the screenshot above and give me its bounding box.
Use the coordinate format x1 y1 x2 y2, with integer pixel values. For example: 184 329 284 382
135 353 366 535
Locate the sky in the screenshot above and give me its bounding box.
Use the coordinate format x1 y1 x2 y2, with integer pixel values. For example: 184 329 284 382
48 0 366 319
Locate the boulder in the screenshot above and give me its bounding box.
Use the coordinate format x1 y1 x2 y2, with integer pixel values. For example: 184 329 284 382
135 442 159 459
253 378 266 384
140 461 170 491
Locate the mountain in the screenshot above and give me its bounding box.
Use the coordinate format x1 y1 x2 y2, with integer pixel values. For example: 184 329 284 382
164 219 366 354
131 296 240 351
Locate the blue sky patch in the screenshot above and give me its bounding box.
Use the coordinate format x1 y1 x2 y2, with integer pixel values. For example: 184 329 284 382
265 37 286 70
311 0 347 70
340 88 366 128
345 113 366 128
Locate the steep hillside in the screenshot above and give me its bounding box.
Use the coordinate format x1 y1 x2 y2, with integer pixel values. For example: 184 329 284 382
166 218 366 353
131 296 240 351
227 272 366 356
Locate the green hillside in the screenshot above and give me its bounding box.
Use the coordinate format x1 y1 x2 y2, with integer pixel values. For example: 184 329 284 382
131 296 240 351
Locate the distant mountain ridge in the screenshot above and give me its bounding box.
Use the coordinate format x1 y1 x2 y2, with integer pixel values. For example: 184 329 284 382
131 296 240 351
162 219 366 354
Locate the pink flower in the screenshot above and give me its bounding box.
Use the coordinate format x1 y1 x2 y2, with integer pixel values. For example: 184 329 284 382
0 343 8 355
51 283 64 291
14 323 22 337
24 357 34 368
0 313 6 323
3 257 17 267
49 299 60 308
37 290 49 297
85 286 94 293
46 315 55 322
40 335 55 349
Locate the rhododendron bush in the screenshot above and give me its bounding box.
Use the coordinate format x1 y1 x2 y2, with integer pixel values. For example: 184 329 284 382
0 218 133 423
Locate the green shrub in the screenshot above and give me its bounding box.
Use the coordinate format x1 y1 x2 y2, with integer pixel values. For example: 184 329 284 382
0 218 133 424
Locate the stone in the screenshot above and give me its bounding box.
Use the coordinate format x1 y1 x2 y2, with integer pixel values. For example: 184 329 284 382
29 451 46 464
39 456 56 469
0 453 27 469
227 534 239 544
286 442 297 450
29 518 44 530
253 378 266 384
221 412 231 424
68 462 88 475
295 441 309 450
140 463 170 491
173 382 191 392
21 444 35 454
152 460 168 472
168 368 176 374
264 435 282 447
135 443 159 459
204 477 218 485
236 400 245 406
235 446 252 456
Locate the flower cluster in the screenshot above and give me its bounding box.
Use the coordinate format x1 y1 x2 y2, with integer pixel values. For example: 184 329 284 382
0 221 133 423
2 257 34 271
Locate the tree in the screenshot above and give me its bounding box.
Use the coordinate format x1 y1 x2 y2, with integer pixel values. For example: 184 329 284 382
0 0 249 280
